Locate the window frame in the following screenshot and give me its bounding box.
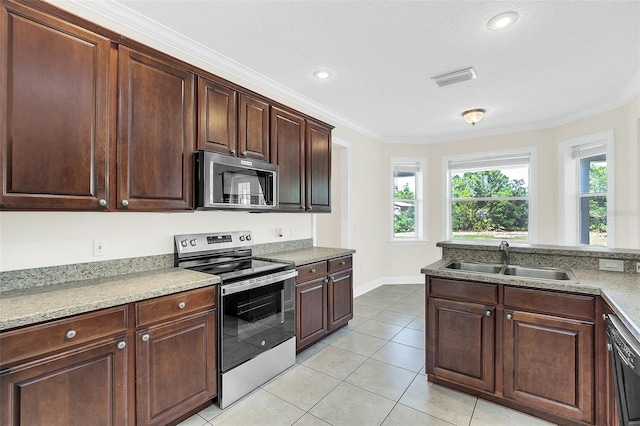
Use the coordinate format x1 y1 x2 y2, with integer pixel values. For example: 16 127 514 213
390 157 427 243
558 129 614 247
442 147 538 243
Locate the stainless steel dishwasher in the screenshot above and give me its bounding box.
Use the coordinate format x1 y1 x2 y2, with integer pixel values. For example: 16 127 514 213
606 314 640 426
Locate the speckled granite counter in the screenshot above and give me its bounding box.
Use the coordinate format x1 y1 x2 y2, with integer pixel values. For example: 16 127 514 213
422 257 640 342
257 247 355 266
0 268 219 331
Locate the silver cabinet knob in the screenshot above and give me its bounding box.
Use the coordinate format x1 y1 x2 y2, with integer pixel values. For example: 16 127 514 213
230 149 236 155
485 310 492 317
178 302 186 309
506 313 513 320
308 206 313 210
340 261 346 266
117 341 126 350
65 330 77 339
121 199 129 207
603 314 608 321
310 269 316 274
323 278 329 284
607 343 612 352
98 199 107 207
141 334 150 342
242 151 247 157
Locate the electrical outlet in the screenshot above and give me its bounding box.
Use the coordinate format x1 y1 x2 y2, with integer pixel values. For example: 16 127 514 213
598 259 623 272
93 239 105 257
636 262 640 273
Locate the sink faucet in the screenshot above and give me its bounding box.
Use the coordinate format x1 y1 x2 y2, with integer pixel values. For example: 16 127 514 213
499 241 510 266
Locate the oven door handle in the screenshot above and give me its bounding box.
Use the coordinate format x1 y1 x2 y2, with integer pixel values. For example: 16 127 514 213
221 269 298 295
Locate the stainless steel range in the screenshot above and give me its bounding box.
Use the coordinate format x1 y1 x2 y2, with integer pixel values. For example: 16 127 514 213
174 231 297 409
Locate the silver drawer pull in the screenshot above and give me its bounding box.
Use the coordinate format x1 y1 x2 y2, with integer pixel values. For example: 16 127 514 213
310 269 316 274
506 313 513 320
340 261 346 266
117 341 126 350
178 302 186 309
65 330 77 339
141 334 150 342
121 199 129 207
98 198 107 207
485 310 492 317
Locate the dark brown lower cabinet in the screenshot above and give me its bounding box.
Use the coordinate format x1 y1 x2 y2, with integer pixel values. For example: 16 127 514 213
503 310 593 424
426 276 601 426
0 336 129 425
295 255 353 351
296 277 328 350
136 310 217 426
427 298 495 392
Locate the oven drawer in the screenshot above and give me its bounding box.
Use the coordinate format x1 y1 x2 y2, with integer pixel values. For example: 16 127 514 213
0 306 128 366
296 261 328 283
328 256 352 273
135 286 216 327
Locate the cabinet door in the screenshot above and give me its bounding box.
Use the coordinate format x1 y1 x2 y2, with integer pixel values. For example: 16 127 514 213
238 93 269 161
427 297 495 392
198 76 237 154
327 269 353 331
136 310 216 426
271 107 306 211
306 121 332 212
0 1 110 210
503 310 594 424
296 277 327 351
0 336 129 426
118 46 195 211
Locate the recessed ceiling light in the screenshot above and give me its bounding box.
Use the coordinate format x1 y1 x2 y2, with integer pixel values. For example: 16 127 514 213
487 11 519 31
313 70 332 80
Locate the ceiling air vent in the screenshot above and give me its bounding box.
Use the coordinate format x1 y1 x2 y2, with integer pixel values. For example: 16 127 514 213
432 67 477 87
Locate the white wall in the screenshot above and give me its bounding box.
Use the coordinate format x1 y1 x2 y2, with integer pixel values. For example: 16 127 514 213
0 211 312 271
360 99 639 286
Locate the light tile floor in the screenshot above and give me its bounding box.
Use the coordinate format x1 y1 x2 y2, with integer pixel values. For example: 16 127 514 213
179 284 556 426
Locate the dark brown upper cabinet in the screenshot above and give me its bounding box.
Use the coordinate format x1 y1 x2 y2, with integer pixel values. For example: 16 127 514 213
238 93 270 161
118 46 195 211
197 76 237 155
306 121 332 212
271 107 306 211
0 1 110 210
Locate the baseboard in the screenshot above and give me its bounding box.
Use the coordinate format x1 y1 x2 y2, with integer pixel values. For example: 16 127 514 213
353 275 425 298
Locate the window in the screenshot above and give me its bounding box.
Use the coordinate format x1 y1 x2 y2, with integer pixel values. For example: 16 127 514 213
445 149 535 242
559 130 614 247
391 158 426 241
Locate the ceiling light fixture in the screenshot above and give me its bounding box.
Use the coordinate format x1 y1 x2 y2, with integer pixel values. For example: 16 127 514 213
313 69 332 80
432 67 477 87
462 109 485 126
487 11 519 31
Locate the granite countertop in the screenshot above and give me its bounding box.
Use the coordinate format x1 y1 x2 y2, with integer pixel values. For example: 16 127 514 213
257 246 356 266
0 268 219 331
422 258 640 342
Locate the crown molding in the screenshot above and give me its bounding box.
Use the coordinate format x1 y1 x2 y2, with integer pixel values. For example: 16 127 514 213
57 0 383 142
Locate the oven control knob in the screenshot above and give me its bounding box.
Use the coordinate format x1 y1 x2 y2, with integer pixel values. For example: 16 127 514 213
189 239 197 246
246 234 252 241
239 235 245 241
180 239 188 248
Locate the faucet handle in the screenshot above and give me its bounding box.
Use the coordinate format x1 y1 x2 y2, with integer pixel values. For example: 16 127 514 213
499 241 509 250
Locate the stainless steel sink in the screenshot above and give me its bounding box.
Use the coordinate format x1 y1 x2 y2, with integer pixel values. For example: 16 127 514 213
441 260 578 282
502 265 574 281
444 261 502 274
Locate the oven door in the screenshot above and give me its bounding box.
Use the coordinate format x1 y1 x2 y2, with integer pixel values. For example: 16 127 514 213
220 272 295 372
606 314 640 426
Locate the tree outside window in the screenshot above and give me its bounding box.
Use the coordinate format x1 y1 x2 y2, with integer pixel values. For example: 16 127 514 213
448 154 531 241
392 159 425 241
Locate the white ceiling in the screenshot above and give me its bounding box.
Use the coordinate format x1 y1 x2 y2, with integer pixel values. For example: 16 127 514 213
80 1 640 143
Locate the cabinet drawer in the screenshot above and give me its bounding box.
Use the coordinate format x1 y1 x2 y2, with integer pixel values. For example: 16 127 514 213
135 286 216 327
429 277 498 305
296 261 328 283
504 286 594 321
0 306 128 366
328 256 352 273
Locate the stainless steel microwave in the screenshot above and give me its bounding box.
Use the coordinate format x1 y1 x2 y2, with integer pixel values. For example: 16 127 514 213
195 151 278 211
